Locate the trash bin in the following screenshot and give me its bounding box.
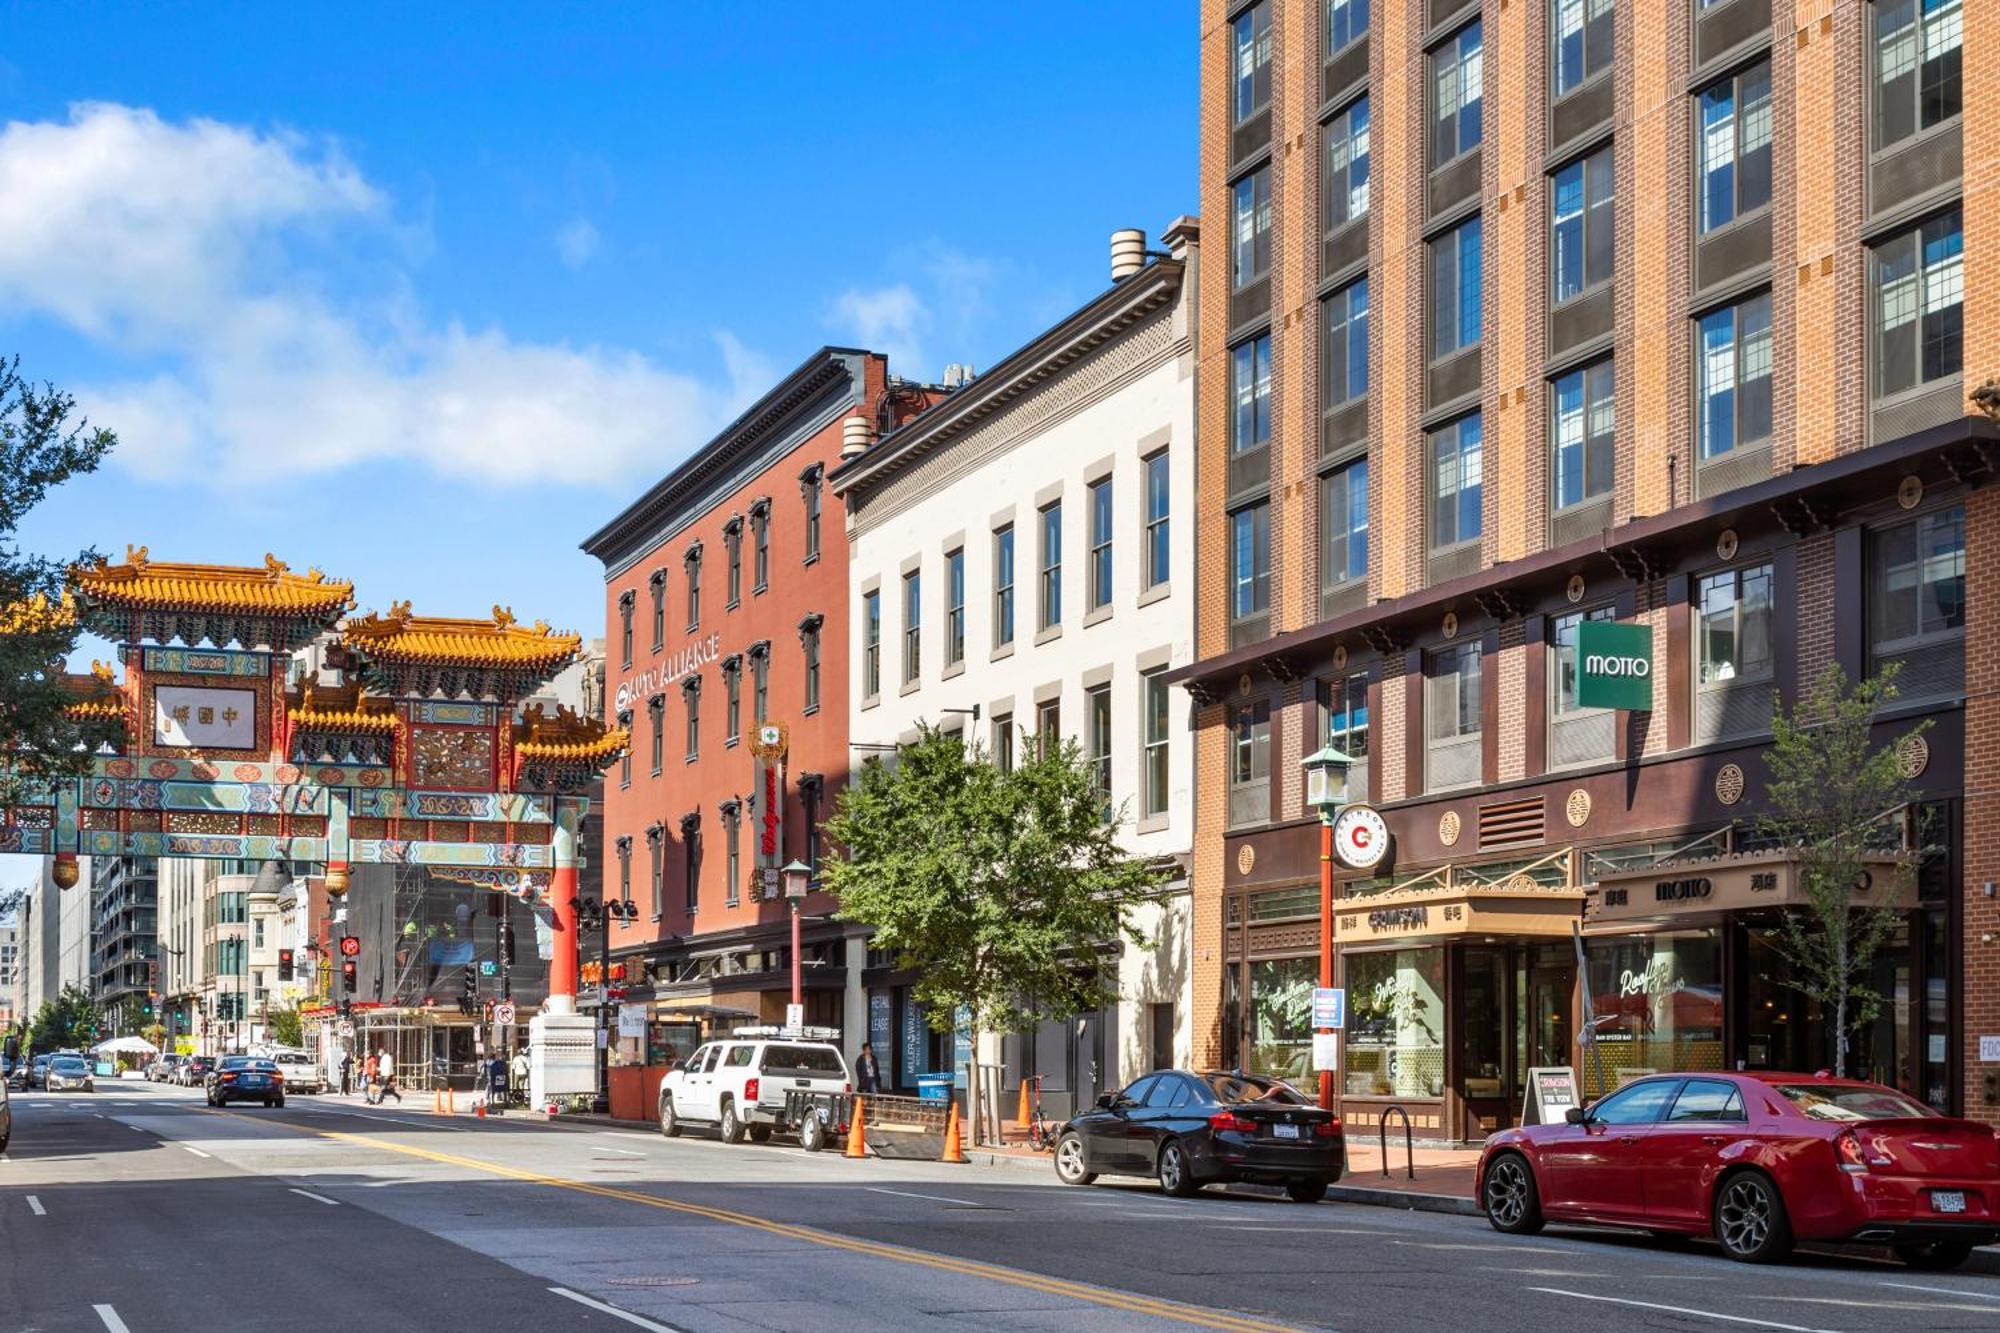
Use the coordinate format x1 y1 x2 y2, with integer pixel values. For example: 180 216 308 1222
916 1074 953 1105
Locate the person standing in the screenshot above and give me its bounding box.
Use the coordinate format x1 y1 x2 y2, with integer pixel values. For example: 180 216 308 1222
339 1049 354 1096
363 1051 379 1104
856 1042 881 1094
510 1047 529 1104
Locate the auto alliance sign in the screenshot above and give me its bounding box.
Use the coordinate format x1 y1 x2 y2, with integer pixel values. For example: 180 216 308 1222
1575 619 1653 711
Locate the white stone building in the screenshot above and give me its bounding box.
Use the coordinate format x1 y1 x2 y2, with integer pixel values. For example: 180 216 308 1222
831 221 1199 1116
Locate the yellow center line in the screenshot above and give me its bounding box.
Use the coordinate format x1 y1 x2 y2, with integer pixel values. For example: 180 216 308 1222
201 1109 1299 1332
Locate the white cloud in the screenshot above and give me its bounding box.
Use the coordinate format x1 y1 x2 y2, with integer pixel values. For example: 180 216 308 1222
0 104 743 488
826 282 929 377
554 217 599 269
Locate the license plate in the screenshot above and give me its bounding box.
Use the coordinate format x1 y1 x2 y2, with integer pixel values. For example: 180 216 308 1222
1932 1190 1967 1214
1273 1123 1300 1140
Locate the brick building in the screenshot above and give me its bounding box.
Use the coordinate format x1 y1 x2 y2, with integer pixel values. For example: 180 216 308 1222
1175 0 1995 1139
584 349 925 1058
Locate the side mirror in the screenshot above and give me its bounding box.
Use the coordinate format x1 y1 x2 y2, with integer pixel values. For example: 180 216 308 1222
1564 1106 1587 1125
1094 1093 1117 1111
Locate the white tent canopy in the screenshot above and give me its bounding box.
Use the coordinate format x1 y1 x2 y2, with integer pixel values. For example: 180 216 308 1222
92 1036 158 1055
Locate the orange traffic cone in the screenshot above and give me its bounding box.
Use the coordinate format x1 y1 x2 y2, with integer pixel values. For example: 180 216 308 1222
941 1098 967 1164
1016 1080 1031 1129
844 1096 868 1158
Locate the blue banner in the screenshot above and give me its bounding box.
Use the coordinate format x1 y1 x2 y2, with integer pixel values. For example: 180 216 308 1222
427 938 475 966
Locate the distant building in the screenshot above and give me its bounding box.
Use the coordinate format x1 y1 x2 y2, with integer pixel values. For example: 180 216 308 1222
90 856 158 1023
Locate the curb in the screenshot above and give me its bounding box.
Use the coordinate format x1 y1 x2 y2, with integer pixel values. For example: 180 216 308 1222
1325 1184 1481 1216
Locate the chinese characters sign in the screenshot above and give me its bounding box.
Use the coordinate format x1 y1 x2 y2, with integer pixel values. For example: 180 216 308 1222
153 685 256 751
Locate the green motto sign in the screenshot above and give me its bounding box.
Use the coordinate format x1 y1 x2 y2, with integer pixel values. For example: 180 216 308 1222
1576 620 1654 711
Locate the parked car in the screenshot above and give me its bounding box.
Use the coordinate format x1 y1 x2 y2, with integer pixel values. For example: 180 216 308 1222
45 1056 94 1093
148 1054 183 1084
1054 1070 1344 1203
26 1055 52 1090
1479 1071 2000 1269
0 1070 10 1152
273 1053 323 1094
658 1030 852 1144
206 1056 285 1108
177 1055 217 1088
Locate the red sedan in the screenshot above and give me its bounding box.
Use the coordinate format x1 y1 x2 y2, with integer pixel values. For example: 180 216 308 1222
1478 1071 2000 1269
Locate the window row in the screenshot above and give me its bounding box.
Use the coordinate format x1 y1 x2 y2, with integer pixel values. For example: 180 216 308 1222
617 630 819 782
986 671 1177 825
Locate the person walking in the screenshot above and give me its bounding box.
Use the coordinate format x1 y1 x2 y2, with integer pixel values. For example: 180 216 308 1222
856 1042 881 1094
378 1048 401 1104
363 1051 379 1104
339 1050 354 1096
510 1047 529 1106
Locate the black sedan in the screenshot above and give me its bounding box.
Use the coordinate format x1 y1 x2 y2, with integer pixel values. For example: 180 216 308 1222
1054 1070 1343 1202
206 1056 285 1108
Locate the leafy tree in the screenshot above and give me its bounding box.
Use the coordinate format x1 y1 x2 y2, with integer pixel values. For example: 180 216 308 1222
823 725 1166 1133
27 983 101 1054
1759 664 1924 1076
267 1005 304 1048
0 356 121 806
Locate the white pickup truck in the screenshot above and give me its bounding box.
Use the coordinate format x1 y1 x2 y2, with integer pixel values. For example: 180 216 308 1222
271 1051 324 1094
657 1029 851 1145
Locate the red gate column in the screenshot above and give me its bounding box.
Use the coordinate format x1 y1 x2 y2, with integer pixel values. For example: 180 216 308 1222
544 796 584 1015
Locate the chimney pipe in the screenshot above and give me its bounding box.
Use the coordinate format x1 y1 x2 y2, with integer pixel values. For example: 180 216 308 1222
841 411 876 458
1110 228 1146 281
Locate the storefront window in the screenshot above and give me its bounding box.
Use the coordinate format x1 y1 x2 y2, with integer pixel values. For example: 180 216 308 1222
1345 948 1445 1098
1583 930 1723 1094
1744 924 1912 1093
1249 957 1315 1083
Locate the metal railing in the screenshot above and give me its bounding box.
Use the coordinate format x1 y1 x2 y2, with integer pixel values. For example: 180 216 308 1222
1377 1104 1414 1180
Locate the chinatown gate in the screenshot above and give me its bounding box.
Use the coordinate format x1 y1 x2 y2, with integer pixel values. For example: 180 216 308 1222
1 551 627 1104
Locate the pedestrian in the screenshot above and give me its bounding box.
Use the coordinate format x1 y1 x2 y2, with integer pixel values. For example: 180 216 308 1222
510 1047 529 1104
378 1048 401 1104
856 1041 881 1094
363 1050 379 1103
339 1050 354 1096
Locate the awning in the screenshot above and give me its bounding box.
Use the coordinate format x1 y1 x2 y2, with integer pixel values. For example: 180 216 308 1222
1588 850 1916 929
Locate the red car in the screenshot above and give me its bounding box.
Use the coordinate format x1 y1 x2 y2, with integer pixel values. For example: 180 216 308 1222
1478 1071 2000 1269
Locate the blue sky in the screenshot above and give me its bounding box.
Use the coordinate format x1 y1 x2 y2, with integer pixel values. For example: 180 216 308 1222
0 2 1196 639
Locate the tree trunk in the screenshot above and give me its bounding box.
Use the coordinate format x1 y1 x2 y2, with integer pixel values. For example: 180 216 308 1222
1834 990 1848 1078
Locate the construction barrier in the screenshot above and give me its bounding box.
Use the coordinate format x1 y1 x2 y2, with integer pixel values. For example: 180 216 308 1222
853 1093 951 1160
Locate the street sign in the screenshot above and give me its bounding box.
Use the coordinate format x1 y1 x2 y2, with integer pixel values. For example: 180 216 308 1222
1311 987 1345 1029
784 1002 805 1032
337 1019 355 1038
494 1002 517 1026
1311 1032 1341 1072
1576 620 1654 711
479 959 497 976
1331 805 1389 869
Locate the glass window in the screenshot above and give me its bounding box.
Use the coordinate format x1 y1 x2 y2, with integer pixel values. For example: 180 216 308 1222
1320 457 1369 589
1874 0 1961 150
1328 0 1368 51
902 571 921 685
1323 279 1369 407
993 524 1015 647
649 697 664 774
1431 22 1484 164
803 475 822 563
1427 642 1483 742
862 590 881 698
724 662 741 742
1873 208 1964 399
1323 98 1370 232
1553 0 1614 96
1142 451 1170 591
1142 670 1170 819
1232 334 1273 454
1870 505 1966 655
752 648 769 723
1552 605 1616 716
1038 501 1063 631
684 549 702 629
726 523 742 606
1323 673 1370 804
1249 957 1315 1082
1696 293 1773 460
1429 413 1484 549
722 810 740 906
1087 684 1112 812
752 507 770 592
1697 563 1774 685
1776 1083 1934 1121
1582 930 1724 1095
1087 477 1113 612
993 713 1014 773
1121 1074 1161 1106
618 593 633 667
1231 699 1270 790
1233 1 1272 124
1429 217 1483 358
802 622 821 713
945 548 966 666
1551 360 1615 509
1667 1079 1746 1122
1587 1078 1678 1124
1230 503 1271 622
683 680 700 760
1551 148 1614 303
1036 698 1062 755
1232 166 1272 289
649 574 666 650
1345 948 1446 1097
1698 62 1772 234
617 711 632 786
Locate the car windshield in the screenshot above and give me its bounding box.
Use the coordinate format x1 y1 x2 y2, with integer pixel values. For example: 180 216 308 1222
50 1058 87 1074
218 1057 253 1070
1201 1072 1312 1105
1777 1083 1933 1121
277 1055 310 1064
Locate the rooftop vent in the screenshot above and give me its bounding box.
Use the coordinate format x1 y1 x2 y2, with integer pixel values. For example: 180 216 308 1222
840 411 875 458
1111 228 1146 281
941 363 977 389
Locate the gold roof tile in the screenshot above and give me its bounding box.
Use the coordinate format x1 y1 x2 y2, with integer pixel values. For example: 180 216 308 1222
343 603 581 672
72 550 353 619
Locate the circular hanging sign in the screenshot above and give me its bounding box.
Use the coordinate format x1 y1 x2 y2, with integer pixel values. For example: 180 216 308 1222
1332 804 1390 870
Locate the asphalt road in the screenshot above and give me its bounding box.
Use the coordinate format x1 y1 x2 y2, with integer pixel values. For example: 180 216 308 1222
3 1081 1998 1333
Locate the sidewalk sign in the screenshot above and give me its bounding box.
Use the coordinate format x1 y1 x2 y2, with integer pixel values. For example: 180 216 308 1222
1522 1066 1579 1126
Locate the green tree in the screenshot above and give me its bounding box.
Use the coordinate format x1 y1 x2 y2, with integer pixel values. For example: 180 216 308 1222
0 356 121 807
267 1005 304 1048
27 983 101 1054
1759 663 1924 1076
823 725 1166 1132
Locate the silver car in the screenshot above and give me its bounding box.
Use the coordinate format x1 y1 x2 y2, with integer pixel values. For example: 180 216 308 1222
45 1056 94 1093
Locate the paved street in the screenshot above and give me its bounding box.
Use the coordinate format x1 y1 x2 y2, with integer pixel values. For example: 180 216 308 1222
2 1083 1998 1332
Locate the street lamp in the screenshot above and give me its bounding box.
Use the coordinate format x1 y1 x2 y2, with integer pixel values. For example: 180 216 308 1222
1300 743 1353 1112
780 859 812 1022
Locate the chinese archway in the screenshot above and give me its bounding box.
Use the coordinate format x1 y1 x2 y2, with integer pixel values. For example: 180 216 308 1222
1 550 626 1095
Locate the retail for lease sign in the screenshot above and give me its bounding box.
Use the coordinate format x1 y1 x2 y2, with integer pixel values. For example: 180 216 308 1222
1576 619 1653 711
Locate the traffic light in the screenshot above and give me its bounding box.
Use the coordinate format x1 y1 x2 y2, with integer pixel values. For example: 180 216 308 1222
459 965 477 1016
341 959 358 993
277 948 294 981
502 922 516 967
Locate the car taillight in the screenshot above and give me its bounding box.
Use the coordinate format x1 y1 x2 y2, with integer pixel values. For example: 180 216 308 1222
1835 1131 1869 1173
1209 1111 1257 1134
220 1072 237 1083
745 1078 760 1102
1314 1119 1341 1138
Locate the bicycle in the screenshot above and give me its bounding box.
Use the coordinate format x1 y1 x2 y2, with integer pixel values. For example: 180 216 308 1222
1022 1075 1062 1153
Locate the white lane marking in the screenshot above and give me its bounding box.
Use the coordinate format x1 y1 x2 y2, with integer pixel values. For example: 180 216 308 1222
1399 1240 1568 1253
127 1125 145 1131
1212 1224 1376 1234
288 1188 340 1206
94 1306 132 1333
25 1195 45 1216
548 1286 687 1332
1527 1288 1843 1333
864 1186 989 1207
361 1179 416 1188
595 1146 645 1157
181 1145 212 1158
1880 1281 2000 1304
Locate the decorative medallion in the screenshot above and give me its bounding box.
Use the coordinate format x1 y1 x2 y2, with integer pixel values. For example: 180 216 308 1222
232 763 262 782
190 762 219 781
276 764 302 784
1896 732 1930 779
316 765 347 786
1238 672 1254 698
1566 575 1586 604
1716 528 1740 561
1442 612 1459 640
148 760 177 780
1438 809 1461 847
358 767 388 787
1332 804 1391 869
1504 873 1539 893
1235 843 1256 876
1898 475 1924 510
1565 787 1592 827
1715 762 1746 805
1333 644 1348 671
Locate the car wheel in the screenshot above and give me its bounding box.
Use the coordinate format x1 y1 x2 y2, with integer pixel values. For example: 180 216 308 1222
1054 1132 1096 1186
1714 1171 1793 1264
1482 1152 1546 1235
1893 1239 1972 1271
748 1124 772 1144
1286 1179 1329 1205
799 1112 823 1153
718 1100 745 1145
264 1098 275 1109
659 1095 682 1138
1157 1140 1199 1198
274 1096 285 1109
